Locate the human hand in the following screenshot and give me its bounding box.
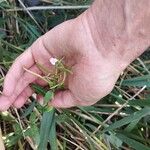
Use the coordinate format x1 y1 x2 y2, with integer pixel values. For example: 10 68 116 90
1 2 140 111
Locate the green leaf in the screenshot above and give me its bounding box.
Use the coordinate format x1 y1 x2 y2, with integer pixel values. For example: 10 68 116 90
116 134 150 150
124 119 140 132
104 107 150 132
25 124 40 146
105 132 122 148
1 39 24 53
122 75 150 87
5 133 21 148
31 84 47 96
21 99 36 118
17 17 41 39
38 109 55 150
49 115 58 150
13 123 22 136
128 99 150 107
43 106 53 112
29 112 37 123
44 91 54 105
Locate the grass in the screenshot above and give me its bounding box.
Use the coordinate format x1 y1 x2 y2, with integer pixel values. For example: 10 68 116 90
1 0 150 150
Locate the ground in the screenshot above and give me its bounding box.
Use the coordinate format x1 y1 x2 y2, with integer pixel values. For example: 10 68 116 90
0 0 150 150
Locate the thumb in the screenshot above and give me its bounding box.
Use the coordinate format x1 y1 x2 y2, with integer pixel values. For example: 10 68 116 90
50 90 78 108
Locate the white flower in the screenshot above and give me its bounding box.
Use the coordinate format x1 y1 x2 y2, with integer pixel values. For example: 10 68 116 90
49 58 58 65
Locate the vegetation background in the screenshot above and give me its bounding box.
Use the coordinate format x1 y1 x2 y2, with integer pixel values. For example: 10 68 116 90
0 0 150 149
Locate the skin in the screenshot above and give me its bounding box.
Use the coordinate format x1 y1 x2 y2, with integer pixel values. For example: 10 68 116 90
0 0 150 111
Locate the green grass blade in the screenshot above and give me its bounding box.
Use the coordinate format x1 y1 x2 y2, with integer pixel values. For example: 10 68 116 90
49 113 58 150
116 133 150 150
124 119 140 132
44 91 54 105
122 75 150 87
31 84 47 96
1 39 24 52
105 132 122 149
104 107 150 132
128 99 150 107
38 109 55 150
21 97 36 118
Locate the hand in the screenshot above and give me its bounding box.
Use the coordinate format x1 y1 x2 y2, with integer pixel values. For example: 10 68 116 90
0 12 126 111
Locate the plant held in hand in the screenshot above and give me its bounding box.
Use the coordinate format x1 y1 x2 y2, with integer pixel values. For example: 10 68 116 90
24 57 71 150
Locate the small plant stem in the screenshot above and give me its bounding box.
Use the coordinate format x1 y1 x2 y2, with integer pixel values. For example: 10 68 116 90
5 5 90 12
14 108 25 138
18 140 24 150
23 67 48 83
36 62 50 75
58 135 85 150
26 136 37 150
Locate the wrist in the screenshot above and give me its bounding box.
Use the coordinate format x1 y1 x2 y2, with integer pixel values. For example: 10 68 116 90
81 0 150 70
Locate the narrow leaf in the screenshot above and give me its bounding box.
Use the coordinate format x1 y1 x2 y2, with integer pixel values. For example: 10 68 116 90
116 134 150 150
49 114 57 150
44 91 54 105
122 75 150 87
104 107 150 131
38 109 55 150
21 98 36 118
31 84 47 96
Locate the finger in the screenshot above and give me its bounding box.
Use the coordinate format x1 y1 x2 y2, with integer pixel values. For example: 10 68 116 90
4 60 54 107
3 48 34 96
50 90 78 108
13 78 49 109
0 95 11 111
35 78 47 86
11 59 53 103
13 86 33 108
14 65 41 100
0 64 47 111
3 35 53 97
5 65 41 105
